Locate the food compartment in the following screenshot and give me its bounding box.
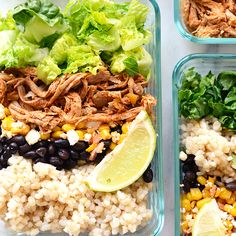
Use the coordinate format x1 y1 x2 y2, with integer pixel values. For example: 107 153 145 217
173 54 236 235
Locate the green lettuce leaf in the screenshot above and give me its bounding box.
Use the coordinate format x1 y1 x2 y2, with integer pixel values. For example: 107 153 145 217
13 0 68 43
0 12 16 31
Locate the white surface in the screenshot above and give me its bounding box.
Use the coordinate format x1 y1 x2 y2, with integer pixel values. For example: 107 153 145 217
158 1 236 236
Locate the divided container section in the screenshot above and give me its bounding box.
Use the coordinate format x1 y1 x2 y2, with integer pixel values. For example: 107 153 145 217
1 0 164 235
174 0 236 44
173 54 236 235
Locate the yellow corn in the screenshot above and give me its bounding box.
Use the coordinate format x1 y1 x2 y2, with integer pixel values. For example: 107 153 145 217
109 142 117 150
233 202 236 208
122 123 130 134
226 194 236 204
181 221 189 231
100 129 111 140
224 220 233 231
215 188 221 198
197 176 207 186
190 188 203 201
118 134 126 144
208 177 215 184
224 204 232 213
76 130 84 140
196 198 211 209
86 143 97 152
126 93 139 105
77 122 86 129
230 207 236 217
99 124 110 132
182 199 191 212
40 133 51 140
52 131 64 139
202 189 211 198
11 124 30 135
62 124 75 132
4 108 10 116
2 116 14 131
52 126 61 132
219 187 232 200
190 201 196 209
186 192 192 201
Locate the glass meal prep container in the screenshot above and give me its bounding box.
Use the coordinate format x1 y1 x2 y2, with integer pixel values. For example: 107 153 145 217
0 0 164 236
174 0 236 44
173 53 236 235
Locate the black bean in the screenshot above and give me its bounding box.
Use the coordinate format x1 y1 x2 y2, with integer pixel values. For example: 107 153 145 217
63 159 77 170
0 137 7 144
58 149 70 160
72 141 89 152
34 158 47 164
3 149 11 159
11 135 26 146
33 140 48 149
143 168 153 183
226 181 236 191
184 154 195 164
111 126 122 134
54 139 69 148
3 144 8 151
48 144 56 156
36 147 47 158
49 156 63 167
9 142 18 154
182 163 198 173
183 179 191 193
0 156 8 168
103 140 112 149
0 127 2 136
95 153 105 164
70 150 80 160
23 151 39 159
19 143 31 155
184 172 196 182
80 151 90 161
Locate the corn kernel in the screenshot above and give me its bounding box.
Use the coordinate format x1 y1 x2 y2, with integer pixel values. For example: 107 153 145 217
219 187 232 200
224 204 232 213
181 221 189 231
230 207 236 217
11 124 30 135
118 134 126 144
110 142 117 150
2 116 14 131
122 123 130 134
190 188 203 201
208 177 215 184
126 93 139 105
76 130 84 140
40 133 50 140
4 108 10 116
190 201 196 209
182 199 191 212
86 143 97 152
197 176 207 186
202 189 211 198
77 122 86 129
224 220 233 231
100 129 111 140
99 124 110 132
62 124 75 132
226 194 236 204
233 202 236 208
197 198 211 209
52 131 64 139
186 192 192 201
52 126 61 132
215 188 221 198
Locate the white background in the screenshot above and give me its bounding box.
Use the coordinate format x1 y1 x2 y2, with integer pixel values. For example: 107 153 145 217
158 0 236 236
2 0 236 235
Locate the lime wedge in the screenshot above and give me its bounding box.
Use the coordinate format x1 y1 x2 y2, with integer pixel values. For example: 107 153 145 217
85 110 156 192
192 199 225 236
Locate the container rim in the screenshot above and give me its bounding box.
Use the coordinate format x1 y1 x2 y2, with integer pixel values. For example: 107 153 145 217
172 53 236 236
174 0 236 44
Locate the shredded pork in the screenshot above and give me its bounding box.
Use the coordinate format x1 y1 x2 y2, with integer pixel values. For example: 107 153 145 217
0 68 156 132
182 0 236 38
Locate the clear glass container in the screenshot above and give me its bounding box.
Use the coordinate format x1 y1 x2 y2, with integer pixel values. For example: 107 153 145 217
1 1 164 236
173 53 236 235
174 0 236 44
